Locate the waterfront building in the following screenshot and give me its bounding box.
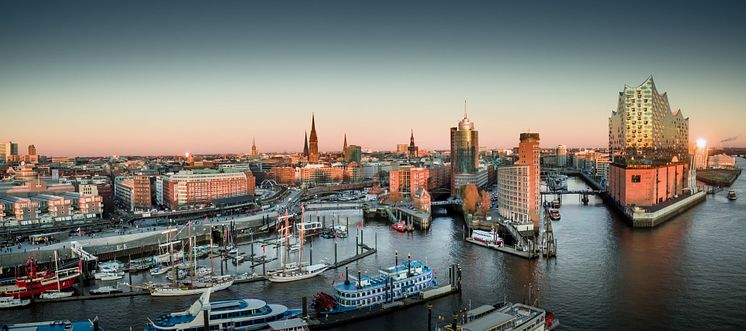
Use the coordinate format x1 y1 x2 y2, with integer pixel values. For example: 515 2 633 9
133 174 153 211
344 162 363 183
163 169 256 209
498 163 531 223
519 133 541 226
389 166 429 199
450 108 479 195
115 177 135 211
608 76 692 210
58 192 103 216
344 145 362 163
707 154 736 169
609 76 689 163
0 196 39 221
268 166 297 185
309 114 319 163
300 164 344 186
556 145 567 167
30 194 72 218
408 130 419 160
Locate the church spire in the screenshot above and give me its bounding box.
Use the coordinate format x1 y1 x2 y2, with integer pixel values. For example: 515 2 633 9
303 131 309 157
343 133 348 151
251 136 257 155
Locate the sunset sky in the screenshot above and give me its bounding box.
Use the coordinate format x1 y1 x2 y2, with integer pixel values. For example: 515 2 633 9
1 1 745 156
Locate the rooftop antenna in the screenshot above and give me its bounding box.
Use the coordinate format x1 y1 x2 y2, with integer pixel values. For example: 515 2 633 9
464 98 467 118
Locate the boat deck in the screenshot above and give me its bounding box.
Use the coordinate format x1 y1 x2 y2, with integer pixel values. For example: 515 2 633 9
4 320 101 331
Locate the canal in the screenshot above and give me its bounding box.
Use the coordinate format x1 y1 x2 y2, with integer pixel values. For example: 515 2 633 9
2 159 746 330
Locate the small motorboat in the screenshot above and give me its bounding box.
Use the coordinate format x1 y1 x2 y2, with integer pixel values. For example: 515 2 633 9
391 221 406 232
94 272 124 281
548 209 561 221
39 290 74 299
0 297 31 309
728 190 737 201
90 286 122 295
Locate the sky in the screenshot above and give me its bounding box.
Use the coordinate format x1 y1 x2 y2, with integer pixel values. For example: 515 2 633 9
1 0 745 156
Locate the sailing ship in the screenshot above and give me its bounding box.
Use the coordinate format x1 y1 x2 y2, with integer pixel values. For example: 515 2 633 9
267 207 329 283
145 291 300 330
0 258 81 299
313 254 436 314
147 222 234 297
39 251 75 299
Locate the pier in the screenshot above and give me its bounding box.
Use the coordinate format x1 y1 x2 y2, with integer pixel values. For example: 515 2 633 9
363 203 431 230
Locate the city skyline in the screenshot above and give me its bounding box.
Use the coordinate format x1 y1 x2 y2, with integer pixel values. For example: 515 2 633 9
2 1 746 155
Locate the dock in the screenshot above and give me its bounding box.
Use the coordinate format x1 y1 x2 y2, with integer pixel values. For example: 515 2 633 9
464 238 537 259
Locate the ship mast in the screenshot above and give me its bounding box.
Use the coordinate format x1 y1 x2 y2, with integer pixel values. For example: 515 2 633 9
53 250 61 291
298 204 305 269
188 221 194 286
284 209 290 271
209 225 214 276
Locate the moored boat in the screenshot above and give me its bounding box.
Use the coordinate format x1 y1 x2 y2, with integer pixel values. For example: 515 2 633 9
728 190 737 201
548 209 561 221
313 254 436 315
145 291 300 331
89 286 122 295
296 221 322 236
0 296 31 309
0 258 81 299
471 229 503 246
391 221 406 232
39 290 75 299
2 319 103 330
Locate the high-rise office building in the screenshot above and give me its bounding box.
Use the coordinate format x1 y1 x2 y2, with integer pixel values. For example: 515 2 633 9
28 145 37 156
450 108 479 195
518 133 541 226
309 114 319 163
608 77 691 208
1 141 19 163
556 145 567 167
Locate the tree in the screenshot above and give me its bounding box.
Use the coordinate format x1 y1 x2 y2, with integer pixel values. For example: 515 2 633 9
479 190 491 215
461 184 479 214
387 190 402 203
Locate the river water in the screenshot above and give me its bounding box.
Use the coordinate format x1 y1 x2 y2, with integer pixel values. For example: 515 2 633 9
3 159 746 330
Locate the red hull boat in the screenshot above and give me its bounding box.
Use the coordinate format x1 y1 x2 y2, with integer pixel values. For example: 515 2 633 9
1 259 81 299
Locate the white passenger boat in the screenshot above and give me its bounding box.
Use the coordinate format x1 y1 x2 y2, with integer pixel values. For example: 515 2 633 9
145 291 300 330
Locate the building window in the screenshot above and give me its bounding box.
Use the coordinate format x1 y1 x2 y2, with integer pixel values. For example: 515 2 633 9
631 175 641 183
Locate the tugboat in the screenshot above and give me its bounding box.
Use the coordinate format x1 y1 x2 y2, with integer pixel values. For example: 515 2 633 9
313 253 436 315
145 291 300 330
728 190 737 201
548 209 561 221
